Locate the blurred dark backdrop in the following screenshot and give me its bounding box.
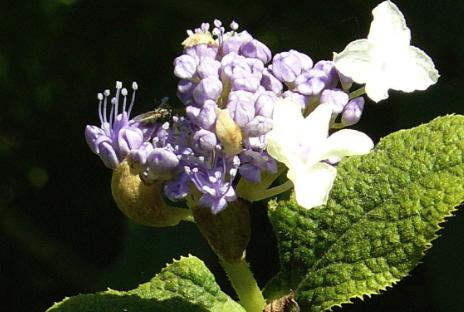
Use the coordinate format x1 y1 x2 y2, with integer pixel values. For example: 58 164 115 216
0 0 463 311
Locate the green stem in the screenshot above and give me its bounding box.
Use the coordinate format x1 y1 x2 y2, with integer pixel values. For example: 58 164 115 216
221 257 266 312
248 180 293 202
349 86 366 99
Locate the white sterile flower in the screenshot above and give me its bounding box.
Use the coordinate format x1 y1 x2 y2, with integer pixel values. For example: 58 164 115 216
266 99 374 209
333 1 439 102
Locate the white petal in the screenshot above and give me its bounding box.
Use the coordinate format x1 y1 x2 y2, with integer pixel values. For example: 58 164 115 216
321 129 374 160
288 163 337 209
267 99 305 168
333 39 373 85
365 77 390 102
301 103 332 144
272 98 304 132
386 46 440 93
368 1 411 48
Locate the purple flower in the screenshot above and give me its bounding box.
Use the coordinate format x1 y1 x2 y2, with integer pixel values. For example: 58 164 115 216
164 173 190 201
239 150 277 183
85 81 144 169
185 156 240 214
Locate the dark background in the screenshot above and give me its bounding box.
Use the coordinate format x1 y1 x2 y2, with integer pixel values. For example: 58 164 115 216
0 0 463 311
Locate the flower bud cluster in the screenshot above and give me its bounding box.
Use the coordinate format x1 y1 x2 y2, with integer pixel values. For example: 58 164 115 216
269 51 364 127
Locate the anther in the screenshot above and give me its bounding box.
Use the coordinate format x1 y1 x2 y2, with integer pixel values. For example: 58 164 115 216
116 81 122 89
230 21 239 31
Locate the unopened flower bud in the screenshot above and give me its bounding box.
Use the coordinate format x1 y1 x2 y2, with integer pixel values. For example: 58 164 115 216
244 116 273 137
99 141 119 169
240 39 272 64
193 77 223 105
177 79 196 106
194 129 218 151
197 57 221 79
173 54 198 79
222 30 253 55
117 126 144 157
261 69 283 94
320 89 349 114
341 97 365 126
255 91 276 118
227 90 255 127
272 50 313 83
85 125 106 154
147 148 180 177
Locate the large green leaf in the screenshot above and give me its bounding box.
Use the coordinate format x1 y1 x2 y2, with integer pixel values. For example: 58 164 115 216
264 115 464 311
47 255 245 312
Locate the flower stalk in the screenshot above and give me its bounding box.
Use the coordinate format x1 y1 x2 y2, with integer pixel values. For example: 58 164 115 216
220 257 266 312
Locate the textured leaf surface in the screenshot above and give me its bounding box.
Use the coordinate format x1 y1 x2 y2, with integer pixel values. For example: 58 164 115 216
264 115 464 311
47 255 245 312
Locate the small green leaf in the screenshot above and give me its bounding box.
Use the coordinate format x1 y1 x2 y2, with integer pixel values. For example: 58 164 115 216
47 255 245 312
264 115 464 311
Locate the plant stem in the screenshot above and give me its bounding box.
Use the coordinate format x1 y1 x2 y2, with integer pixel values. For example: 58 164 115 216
249 180 293 202
349 86 366 99
220 257 266 312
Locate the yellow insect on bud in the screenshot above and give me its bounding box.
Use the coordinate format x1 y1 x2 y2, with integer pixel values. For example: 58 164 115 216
111 160 191 227
182 32 217 48
215 108 243 155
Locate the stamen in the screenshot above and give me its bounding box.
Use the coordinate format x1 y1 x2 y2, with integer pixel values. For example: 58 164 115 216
230 21 239 31
103 90 110 123
109 97 116 126
128 82 137 116
213 19 222 27
97 93 104 124
121 88 128 113
114 81 122 118
200 22 210 32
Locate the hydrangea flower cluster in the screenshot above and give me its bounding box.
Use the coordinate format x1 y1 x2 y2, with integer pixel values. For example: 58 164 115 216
85 20 370 214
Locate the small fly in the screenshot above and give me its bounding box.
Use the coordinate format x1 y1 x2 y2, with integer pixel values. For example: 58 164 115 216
133 97 179 125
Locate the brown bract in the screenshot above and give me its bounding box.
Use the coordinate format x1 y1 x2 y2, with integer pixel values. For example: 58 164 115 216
215 108 243 155
111 160 190 227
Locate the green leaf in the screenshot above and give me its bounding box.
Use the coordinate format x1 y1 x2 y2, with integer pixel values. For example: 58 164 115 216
264 115 464 311
47 255 245 312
